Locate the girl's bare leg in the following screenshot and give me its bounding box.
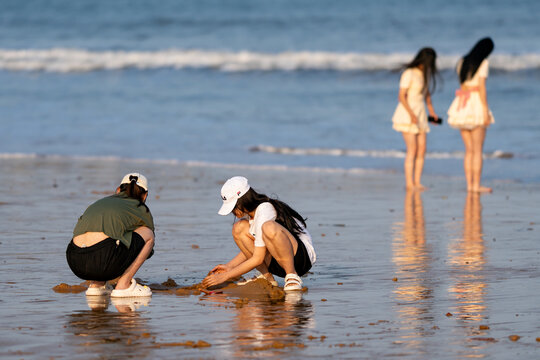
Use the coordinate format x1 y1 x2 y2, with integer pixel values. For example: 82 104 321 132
261 222 299 276
232 220 275 282
402 132 418 190
471 126 492 192
414 132 427 190
115 226 155 290
460 129 474 191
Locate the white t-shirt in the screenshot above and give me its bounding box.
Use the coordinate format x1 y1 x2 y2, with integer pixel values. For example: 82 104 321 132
399 67 425 96
248 202 316 264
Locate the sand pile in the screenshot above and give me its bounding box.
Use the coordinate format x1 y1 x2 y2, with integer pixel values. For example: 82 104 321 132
215 278 285 301
148 277 287 300
52 282 87 293
54 277 293 301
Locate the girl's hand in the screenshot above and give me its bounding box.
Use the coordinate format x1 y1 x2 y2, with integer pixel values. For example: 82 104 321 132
202 272 229 288
483 111 491 127
210 264 229 274
410 113 418 124
430 113 441 125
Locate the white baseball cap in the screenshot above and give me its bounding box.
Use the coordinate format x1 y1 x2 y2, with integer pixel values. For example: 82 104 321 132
120 173 148 191
218 176 250 215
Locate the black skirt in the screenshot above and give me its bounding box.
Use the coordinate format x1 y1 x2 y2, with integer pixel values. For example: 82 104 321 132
66 232 152 281
267 238 312 278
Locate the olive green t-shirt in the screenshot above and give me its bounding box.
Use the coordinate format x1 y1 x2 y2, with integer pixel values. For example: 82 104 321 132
73 192 154 248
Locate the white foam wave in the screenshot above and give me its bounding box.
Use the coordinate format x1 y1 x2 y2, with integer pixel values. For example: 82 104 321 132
0 152 181 164
250 145 514 159
0 152 39 159
184 160 386 174
0 152 387 174
0 48 538 73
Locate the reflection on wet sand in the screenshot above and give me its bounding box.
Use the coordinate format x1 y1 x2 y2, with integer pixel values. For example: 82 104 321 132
391 190 434 350
202 289 314 357
448 193 487 323
65 297 154 358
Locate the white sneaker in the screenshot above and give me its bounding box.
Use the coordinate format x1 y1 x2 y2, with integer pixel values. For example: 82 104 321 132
85 283 113 296
111 279 152 298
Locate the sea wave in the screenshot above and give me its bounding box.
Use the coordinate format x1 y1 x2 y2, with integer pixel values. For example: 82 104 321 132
0 147 517 165
250 145 515 160
0 152 180 165
0 152 387 174
184 161 386 174
0 48 539 73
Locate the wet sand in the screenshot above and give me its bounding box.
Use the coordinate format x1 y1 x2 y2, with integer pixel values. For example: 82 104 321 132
1 156 539 359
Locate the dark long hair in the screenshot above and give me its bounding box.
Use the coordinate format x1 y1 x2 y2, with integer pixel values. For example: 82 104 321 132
118 175 149 212
459 37 494 84
403 47 439 93
234 188 306 240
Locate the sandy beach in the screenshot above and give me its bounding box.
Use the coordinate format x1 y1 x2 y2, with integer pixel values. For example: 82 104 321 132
0 156 539 359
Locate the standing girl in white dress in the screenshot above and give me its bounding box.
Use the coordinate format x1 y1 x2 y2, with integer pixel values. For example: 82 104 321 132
392 48 440 190
448 37 495 193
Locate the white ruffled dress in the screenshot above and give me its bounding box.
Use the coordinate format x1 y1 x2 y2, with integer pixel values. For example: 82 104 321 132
392 67 430 134
447 59 495 130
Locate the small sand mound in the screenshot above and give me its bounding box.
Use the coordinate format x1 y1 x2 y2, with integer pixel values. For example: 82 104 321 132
139 275 294 300
150 276 287 300
175 283 204 296
173 278 286 299
52 283 87 293
147 278 180 292
218 278 285 301
161 278 178 287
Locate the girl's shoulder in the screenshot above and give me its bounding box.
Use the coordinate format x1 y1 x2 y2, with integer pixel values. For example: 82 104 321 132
401 67 422 79
402 66 421 73
399 68 414 87
256 201 276 213
255 202 277 219
401 67 414 76
478 58 489 75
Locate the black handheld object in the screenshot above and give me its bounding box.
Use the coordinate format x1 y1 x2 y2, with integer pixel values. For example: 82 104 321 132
428 116 443 125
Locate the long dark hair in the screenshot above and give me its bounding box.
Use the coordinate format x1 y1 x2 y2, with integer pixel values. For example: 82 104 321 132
403 47 439 93
118 175 149 212
459 37 494 84
234 188 306 240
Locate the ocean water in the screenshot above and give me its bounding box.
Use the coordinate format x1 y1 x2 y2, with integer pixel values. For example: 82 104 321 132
2 0 540 182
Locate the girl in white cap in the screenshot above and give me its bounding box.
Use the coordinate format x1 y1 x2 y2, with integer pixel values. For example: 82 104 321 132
202 176 316 291
66 173 155 297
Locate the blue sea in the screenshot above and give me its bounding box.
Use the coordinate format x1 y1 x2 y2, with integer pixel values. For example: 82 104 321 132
1 0 540 182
